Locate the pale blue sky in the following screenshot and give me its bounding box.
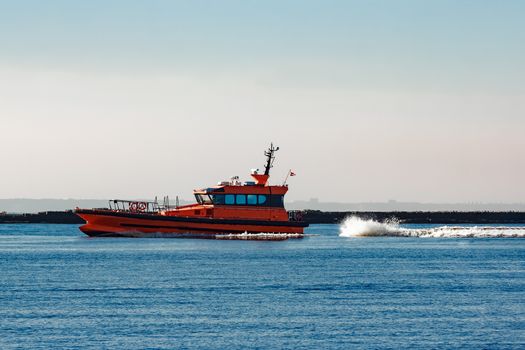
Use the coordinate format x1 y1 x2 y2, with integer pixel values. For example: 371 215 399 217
1 1 524 202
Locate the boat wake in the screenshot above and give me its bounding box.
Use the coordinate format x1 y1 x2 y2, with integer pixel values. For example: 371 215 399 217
339 216 525 238
215 232 303 241
107 231 303 240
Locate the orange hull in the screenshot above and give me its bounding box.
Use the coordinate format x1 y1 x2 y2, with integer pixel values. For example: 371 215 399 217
76 209 307 238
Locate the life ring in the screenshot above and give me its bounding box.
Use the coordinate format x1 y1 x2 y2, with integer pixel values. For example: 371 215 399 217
129 202 138 212
137 202 147 212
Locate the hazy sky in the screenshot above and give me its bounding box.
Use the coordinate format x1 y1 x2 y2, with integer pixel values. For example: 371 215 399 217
1 0 524 202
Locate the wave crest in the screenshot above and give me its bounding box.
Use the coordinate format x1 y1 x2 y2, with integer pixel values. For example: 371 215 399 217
339 216 525 238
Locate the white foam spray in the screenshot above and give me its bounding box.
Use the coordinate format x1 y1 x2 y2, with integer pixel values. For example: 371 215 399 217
339 216 525 238
215 232 303 240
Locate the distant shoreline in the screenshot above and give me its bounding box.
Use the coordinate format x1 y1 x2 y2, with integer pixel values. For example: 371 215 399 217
2 199 525 214
2 210 525 225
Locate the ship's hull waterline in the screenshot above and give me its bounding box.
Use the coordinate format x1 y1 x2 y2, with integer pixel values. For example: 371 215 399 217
76 209 307 239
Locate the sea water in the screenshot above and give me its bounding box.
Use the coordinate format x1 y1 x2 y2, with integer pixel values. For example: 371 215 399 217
0 222 524 349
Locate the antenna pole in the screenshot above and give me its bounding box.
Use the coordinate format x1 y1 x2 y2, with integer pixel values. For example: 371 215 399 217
263 143 279 176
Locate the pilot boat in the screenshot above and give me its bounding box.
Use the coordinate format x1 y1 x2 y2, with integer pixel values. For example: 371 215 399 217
75 144 308 239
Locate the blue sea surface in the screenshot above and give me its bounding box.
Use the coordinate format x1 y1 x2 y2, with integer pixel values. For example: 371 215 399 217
0 224 524 349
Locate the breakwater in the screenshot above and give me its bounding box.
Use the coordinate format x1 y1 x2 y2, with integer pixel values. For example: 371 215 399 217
2 210 525 225
0 211 84 224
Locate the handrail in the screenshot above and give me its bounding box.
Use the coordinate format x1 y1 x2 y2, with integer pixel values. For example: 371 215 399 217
288 210 304 222
108 199 163 213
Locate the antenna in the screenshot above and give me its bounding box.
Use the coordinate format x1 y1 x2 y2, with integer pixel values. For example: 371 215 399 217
263 143 279 176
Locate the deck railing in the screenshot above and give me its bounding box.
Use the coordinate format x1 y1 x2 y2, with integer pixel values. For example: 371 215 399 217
108 199 164 213
288 210 304 222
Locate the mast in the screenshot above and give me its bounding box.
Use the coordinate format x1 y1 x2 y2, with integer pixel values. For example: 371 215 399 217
263 143 279 175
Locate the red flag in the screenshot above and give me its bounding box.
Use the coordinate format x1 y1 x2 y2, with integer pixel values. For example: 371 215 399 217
290 171 296 176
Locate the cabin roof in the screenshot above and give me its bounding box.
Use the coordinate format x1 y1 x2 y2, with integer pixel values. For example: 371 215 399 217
194 185 288 195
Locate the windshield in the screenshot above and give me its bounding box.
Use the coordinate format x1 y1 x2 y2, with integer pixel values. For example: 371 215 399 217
195 194 213 204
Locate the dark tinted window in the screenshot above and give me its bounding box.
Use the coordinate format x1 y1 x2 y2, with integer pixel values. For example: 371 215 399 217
212 193 283 207
225 194 235 205
270 195 284 207
247 194 257 205
258 195 267 205
236 194 246 205
211 194 225 205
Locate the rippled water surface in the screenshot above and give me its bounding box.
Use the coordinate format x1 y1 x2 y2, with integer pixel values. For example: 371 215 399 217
1 224 524 349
